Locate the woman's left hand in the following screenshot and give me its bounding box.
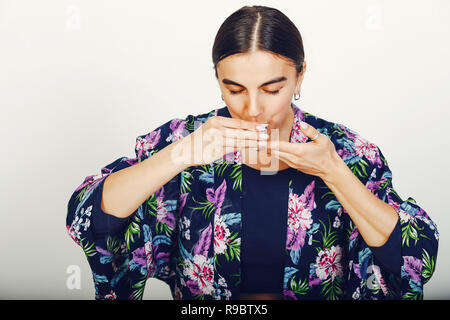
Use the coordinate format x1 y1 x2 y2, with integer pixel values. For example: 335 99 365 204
267 121 342 181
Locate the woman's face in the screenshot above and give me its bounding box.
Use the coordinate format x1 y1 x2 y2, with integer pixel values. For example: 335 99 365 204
216 50 306 138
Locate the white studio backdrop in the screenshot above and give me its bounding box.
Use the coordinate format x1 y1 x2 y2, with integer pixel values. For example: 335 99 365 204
0 0 449 299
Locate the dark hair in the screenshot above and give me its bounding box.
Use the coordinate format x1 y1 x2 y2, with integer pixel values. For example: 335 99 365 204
212 5 304 79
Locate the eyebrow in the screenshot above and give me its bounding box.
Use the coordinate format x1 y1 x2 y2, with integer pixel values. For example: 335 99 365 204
221 76 287 89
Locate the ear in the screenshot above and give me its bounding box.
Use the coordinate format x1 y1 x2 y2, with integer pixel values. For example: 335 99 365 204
295 61 307 92
299 61 307 78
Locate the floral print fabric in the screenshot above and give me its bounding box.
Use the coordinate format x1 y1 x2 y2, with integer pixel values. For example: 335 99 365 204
66 103 439 300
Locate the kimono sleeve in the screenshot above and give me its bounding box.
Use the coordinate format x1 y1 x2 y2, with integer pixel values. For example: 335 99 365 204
66 115 193 300
345 141 439 300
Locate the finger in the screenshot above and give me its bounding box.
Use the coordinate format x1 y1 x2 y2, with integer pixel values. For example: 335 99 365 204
222 128 269 141
299 121 321 142
215 116 261 131
222 137 260 149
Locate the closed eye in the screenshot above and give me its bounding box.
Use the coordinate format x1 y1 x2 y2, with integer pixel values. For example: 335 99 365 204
229 89 281 95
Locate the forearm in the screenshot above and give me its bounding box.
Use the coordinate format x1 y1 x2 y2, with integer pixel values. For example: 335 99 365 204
101 138 190 219
322 155 399 247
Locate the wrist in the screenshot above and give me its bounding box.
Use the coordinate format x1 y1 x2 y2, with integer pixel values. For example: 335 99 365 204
169 135 195 169
321 152 347 186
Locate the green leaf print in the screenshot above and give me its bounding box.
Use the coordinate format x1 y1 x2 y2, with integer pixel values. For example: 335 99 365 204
185 116 196 132
146 193 158 217
422 249 436 284
213 255 222 270
402 290 422 300
131 276 147 300
215 158 230 177
180 170 193 194
319 185 335 201
358 158 368 177
189 197 215 220
401 220 422 247
156 221 173 237
75 185 88 202
225 232 240 262
80 238 97 257
379 178 390 191
106 236 121 254
331 125 346 137
317 216 339 250
213 159 242 191
125 216 141 250
320 276 343 300
290 276 309 295
350 159 369 180
230 165 242 192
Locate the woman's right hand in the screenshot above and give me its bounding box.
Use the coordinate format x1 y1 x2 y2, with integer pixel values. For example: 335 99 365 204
172 116 268 166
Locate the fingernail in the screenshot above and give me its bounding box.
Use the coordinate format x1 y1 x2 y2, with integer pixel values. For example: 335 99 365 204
300 121 308 129
259 133 269 140
256 123 268 132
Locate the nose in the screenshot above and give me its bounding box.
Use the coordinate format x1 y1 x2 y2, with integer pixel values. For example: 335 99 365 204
247 97 263 119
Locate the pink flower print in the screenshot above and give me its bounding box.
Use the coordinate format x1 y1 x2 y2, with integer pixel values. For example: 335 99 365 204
370 264 388 295
353 135 382 168
104 290 117 300
286 181 315 251
290 115 308 143
183 255 215 295
315 245 343 281
214 214 231 255
135 129 161 159
354 136 377 160
66 225 81 245
144 241 156 278
287 194 313 233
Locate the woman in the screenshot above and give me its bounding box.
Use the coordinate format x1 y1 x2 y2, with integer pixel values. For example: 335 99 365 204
66 5 439 300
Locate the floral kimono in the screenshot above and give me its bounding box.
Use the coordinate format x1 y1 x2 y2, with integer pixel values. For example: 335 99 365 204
66 103 439 300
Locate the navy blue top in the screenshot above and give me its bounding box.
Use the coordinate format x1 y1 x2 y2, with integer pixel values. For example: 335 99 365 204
92 162 402 293
240 164 295 294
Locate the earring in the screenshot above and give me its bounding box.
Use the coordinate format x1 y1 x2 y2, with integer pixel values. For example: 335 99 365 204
294 93 301 100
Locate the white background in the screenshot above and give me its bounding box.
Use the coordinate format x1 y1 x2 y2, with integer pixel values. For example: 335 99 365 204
0 0 449 299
